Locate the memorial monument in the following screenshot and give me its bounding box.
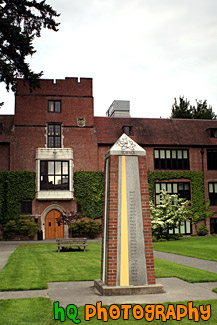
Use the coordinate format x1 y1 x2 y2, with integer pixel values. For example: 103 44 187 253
94 133 164 295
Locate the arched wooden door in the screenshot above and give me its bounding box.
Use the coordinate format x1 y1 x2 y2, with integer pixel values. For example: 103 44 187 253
45 209 64 239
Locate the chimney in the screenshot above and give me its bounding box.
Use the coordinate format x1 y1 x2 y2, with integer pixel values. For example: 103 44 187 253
106 100 130 118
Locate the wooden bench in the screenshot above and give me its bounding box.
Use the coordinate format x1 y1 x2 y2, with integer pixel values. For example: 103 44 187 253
56 238 87 252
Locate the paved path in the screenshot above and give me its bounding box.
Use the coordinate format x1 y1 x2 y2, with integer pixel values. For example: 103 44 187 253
0 241 20 271
0 241 217 306
154 251 217 274
1 279 217 306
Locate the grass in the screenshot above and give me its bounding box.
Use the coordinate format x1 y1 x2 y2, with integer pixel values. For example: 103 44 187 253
1 242 217 291
153 236 217 295
153 236 217 261
154 258 217 282
0 298 52 325
0 243 101 291
0 241 217 323
0 298 216 324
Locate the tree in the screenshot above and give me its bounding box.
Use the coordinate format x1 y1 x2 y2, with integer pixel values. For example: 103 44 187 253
191 100 216 120
171 96 216 120
0 0 60 92
171 97 192 119
150 189 191 239
56 211 81 227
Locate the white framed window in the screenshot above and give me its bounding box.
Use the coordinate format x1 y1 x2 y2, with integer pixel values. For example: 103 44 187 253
36 148 73 200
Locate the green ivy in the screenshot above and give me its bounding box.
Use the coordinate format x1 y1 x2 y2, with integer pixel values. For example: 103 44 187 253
148 171 205 222
74 171 104 219
0 172 8 226
0 169 206 228
0 171 35 227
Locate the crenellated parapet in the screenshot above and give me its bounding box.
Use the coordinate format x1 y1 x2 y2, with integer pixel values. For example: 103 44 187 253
16 77 92 97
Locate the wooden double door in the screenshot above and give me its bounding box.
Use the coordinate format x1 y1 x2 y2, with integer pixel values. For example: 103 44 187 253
45 209 64 239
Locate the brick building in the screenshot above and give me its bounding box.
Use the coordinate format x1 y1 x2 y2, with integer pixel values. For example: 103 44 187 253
0 77 217 238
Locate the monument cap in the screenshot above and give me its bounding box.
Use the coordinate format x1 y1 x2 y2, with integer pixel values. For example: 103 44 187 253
105 133 146 158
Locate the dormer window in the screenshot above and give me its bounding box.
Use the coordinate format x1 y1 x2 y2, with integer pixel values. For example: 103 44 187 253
48 100 61 113
210 129 217 138
122 125 133 136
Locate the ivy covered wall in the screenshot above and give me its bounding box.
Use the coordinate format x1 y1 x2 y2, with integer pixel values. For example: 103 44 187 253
0 172 7 226
0 170 206 227
74 171 104 219
0 171 104 226
148 171 205 221
0 171 35 227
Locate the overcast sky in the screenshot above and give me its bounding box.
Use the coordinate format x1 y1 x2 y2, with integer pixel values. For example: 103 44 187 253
1 0 217 118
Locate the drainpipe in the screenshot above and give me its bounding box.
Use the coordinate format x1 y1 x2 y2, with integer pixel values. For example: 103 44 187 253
200 147 206 227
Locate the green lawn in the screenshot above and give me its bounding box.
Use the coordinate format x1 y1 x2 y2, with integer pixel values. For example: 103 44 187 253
0 298 53 325
154 258 217 283
0 243 101 291
1 242 217 291
153 236 217 261
1 241 217 324
0 298 216 324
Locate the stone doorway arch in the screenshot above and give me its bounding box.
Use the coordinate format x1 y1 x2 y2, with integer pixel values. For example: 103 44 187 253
41 204 68 240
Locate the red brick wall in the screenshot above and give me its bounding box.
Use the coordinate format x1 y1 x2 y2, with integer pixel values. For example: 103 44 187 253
0 143 10 171
63 128 98 172
10 127 99 172
11 78 98 172
16 78 92 97
15 78 94 126
8 77 98 220
104 155 118 286
189 148 203 171
98 146 110 171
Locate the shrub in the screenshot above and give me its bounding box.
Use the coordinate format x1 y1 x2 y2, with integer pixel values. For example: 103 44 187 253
196 225 209 236
152 233 182 242
152 235 158 242
69 220 102 238
168 234 183 241
3 218 38 239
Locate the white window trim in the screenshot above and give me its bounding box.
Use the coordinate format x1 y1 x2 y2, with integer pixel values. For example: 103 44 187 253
36 148 73 200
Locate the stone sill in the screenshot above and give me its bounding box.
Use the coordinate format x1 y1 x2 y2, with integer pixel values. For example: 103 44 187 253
36 191 73 201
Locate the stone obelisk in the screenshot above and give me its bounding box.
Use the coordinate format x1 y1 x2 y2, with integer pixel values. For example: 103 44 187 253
94 133 163 295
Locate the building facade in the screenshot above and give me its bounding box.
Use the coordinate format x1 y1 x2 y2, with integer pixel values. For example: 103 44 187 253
0 77 217 238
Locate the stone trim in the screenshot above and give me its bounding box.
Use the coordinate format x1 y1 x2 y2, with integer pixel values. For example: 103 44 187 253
35 148 74 200
41 204 68 240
